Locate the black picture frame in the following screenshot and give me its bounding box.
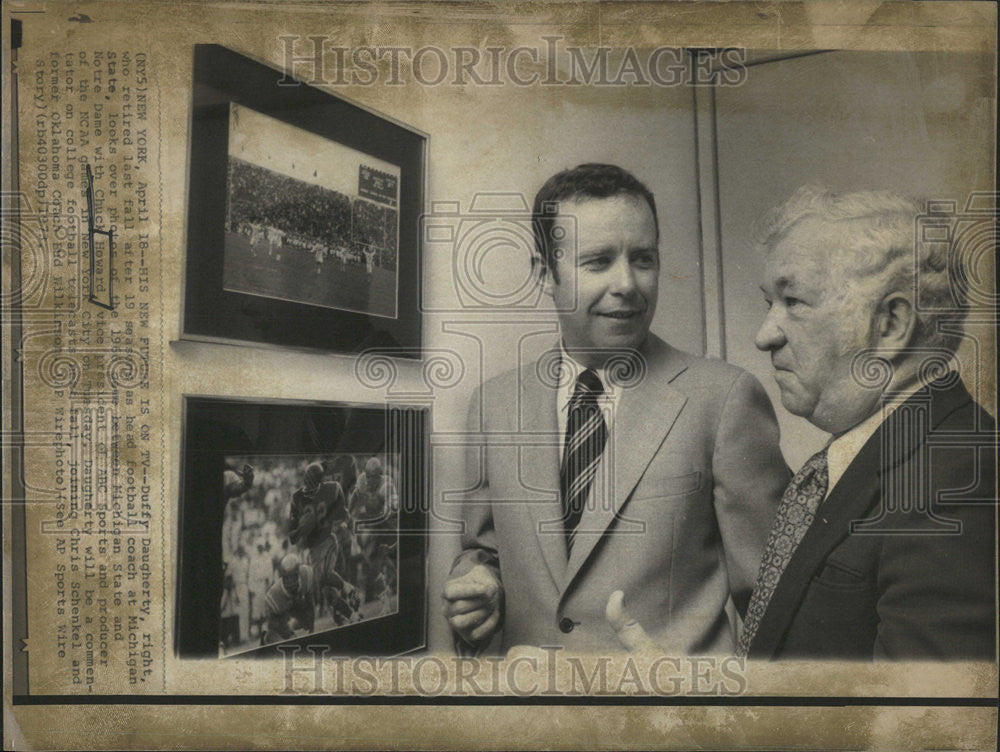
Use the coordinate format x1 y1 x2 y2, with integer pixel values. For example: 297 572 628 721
175 395 428 659
182 44 425 357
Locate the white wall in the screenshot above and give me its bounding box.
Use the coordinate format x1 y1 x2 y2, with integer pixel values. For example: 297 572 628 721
712 50 996 468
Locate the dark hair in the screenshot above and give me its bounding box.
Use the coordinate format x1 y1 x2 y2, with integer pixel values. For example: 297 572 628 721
532 163 659 280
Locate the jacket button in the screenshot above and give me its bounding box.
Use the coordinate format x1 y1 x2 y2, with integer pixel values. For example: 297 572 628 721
558 617 575 633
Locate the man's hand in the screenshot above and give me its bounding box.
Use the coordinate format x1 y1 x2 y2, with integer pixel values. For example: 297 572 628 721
606 590 658 655
442 564 503 645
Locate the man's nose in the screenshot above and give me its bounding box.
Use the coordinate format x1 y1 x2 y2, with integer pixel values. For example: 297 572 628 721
754 310 785 351
609 256 638 294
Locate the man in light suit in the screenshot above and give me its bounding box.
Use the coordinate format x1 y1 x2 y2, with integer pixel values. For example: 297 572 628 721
442 164 789 654
735 186 996 660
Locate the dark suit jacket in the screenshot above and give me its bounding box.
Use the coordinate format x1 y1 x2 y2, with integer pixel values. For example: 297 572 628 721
748 376 997 661
451 334 790 654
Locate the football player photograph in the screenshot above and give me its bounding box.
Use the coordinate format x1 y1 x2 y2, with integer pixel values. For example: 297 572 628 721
261 553 316 646
612 185 996 661
442 163 791 655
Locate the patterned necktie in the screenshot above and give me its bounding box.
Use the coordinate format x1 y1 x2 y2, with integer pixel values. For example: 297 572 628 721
737 446 830 657
560 368 608 553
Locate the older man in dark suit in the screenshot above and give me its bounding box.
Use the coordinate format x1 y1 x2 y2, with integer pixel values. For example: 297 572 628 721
611 186 995 662
735 186 996 660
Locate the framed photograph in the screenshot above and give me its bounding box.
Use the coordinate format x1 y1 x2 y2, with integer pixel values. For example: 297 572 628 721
182 44 425 356
175 396 428 658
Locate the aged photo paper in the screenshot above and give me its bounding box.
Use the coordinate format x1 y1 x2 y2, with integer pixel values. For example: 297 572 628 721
3 1 997 750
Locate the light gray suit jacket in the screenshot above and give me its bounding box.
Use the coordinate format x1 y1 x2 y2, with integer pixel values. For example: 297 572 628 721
450 334 789 654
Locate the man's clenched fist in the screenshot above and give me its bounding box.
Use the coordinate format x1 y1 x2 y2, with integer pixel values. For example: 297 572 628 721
442 564 503 645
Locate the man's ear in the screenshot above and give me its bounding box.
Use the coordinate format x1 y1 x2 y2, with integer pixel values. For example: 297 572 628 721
534 255 554 299
875 291 917 358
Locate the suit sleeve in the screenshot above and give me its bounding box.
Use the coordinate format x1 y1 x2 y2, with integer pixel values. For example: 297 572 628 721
446 386 504 653
712 370 790 617
449 385 502 582
874 451 997 660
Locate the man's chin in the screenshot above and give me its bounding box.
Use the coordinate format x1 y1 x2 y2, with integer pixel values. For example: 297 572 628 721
597 325 650 351
564 331 650 367
778 389 814 419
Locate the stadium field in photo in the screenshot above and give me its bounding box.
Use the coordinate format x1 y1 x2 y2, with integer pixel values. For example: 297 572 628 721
183 45 425 355
222 230 397 318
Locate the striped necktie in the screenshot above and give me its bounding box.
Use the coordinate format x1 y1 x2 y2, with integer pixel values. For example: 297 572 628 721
560 368 608 553
737 446 829 657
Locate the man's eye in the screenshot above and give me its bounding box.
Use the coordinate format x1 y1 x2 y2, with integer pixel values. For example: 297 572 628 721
632 253 658 269
785 297 802 307
583 257 610 270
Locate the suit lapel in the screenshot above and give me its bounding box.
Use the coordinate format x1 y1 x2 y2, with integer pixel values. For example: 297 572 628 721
519 350 568 587
561 336 690 592
749 445 881 658
749 376 974 658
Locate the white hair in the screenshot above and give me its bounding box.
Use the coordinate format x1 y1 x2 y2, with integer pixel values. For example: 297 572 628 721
754 185 966 354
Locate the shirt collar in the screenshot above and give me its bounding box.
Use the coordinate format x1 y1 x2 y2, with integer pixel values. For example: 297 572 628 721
557 343 619 406
825 376 937 498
